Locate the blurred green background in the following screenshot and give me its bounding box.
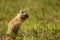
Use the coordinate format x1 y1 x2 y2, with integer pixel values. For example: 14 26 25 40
0 0 60 40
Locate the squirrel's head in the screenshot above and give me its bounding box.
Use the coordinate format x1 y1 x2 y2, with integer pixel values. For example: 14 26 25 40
18 8 29 20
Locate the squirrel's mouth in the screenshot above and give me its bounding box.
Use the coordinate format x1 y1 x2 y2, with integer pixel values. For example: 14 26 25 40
24 14 29 18
21 14 29 20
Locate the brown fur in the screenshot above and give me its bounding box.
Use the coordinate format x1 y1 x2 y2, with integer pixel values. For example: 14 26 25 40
6 9 29 35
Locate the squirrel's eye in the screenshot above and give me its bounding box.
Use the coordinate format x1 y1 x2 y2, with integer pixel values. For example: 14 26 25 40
21 11 24 13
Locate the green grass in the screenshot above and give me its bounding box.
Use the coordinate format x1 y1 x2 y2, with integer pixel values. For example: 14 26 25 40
0 0 60 40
